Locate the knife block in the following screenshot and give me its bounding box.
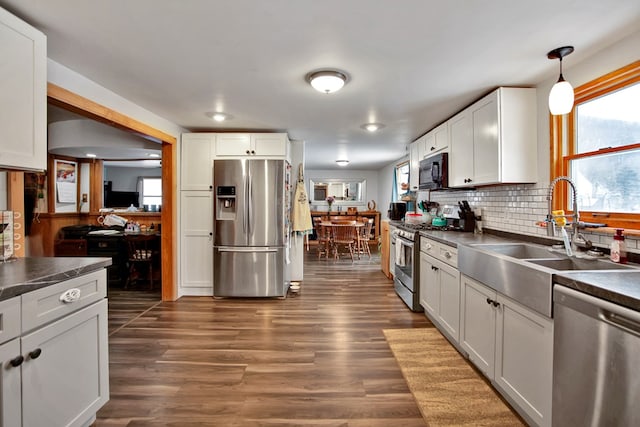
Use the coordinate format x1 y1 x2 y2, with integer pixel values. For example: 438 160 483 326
460 211 476 232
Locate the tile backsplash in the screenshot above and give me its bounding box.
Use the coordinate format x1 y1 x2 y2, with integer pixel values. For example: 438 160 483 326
418 183 638 254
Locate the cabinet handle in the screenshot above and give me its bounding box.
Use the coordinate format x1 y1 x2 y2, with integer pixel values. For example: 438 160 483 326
9 355 24 367
29 348 42 360
492 300 500 308
430 146 436 151
443 251 452 258
431 266 438 271
59 288 81 303
486 297 492 305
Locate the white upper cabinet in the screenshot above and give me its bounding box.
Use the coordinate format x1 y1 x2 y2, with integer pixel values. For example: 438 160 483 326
181 133 216 191
0 7 46 171
215 133 288 157
449 87 537 187
420 122 449 158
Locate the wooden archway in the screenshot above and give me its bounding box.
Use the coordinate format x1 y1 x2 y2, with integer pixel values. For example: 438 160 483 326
47 83 177 301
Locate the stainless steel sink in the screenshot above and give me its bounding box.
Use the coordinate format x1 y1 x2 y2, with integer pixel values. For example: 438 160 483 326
458 242 637 318
472 243 566 259
526 258 635 271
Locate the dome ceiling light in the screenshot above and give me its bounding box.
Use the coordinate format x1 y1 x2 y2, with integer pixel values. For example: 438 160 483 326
335 159 350 166
306 70 348 94
547 46 575 115
361 122 385 132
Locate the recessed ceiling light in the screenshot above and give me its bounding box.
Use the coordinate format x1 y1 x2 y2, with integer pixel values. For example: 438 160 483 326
306 70 348 94
335 159 349 166
86 153 97 158
148 153 161 158
361 123 385 132
206 112 232 122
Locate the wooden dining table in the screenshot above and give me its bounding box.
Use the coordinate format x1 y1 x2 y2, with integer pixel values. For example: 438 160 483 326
319 221 364 259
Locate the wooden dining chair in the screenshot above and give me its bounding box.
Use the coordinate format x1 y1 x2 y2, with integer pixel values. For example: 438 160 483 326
357 219 374 258
124 233 158 289
314 219 331 258
330 224 357 261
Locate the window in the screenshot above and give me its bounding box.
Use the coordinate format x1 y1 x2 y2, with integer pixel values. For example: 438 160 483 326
552 60 640 229
396 161 410 196
141 177 162 206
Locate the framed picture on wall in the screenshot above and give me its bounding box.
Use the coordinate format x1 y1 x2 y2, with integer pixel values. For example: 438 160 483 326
54 159 78 212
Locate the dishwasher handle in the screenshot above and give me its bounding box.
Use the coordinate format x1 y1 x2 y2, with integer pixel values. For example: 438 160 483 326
554 285 640 337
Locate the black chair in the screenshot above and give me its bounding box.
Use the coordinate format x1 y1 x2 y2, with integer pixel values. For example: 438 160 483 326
124 234 158 290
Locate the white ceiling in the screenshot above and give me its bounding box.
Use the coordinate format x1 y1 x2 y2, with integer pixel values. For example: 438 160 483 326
2 0 639 170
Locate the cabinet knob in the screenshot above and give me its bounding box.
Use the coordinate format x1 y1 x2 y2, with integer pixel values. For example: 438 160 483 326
430 146 436 151
246 150 251 154
251 150 256 155
9 355 24 367
29 348 42 360
492 300 500 308
486 297 492 305
431 265 438 271
209 185 213 190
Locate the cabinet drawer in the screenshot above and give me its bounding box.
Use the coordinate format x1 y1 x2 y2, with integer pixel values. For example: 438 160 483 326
21 269 107 333
0 296 21 344
420 237 457 267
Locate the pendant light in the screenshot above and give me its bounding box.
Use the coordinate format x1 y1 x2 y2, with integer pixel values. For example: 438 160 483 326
547 46 575 115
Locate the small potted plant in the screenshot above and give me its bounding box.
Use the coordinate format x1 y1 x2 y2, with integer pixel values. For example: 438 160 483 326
326 196 335 212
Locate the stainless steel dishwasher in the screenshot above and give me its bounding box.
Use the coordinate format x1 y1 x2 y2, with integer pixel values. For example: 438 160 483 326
553 285 640 426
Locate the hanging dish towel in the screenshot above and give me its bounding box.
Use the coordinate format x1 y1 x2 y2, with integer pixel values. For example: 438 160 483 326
395 241 406 267
291 165 313 234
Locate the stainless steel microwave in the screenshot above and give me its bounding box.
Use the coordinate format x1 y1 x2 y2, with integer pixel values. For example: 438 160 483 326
419 152 448 190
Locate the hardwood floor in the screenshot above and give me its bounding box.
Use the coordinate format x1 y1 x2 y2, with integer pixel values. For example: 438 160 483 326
97 249 431 426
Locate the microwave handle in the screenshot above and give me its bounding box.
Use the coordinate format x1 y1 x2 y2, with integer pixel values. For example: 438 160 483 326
431 162 440 182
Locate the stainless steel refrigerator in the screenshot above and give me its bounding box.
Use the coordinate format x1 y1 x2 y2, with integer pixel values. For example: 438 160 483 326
213 159 289 297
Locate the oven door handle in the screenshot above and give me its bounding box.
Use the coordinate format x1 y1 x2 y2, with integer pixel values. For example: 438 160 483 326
396 235 414 247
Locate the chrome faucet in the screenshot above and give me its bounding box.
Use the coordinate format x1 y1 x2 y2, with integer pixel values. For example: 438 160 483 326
547 176 592 253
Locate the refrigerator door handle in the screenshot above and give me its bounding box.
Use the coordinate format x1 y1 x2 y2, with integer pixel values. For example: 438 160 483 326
217 247 279 253
243 167 249 235
247 165 253 236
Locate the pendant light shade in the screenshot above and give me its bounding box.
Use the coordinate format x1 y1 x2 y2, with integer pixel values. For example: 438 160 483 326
547 46 575 115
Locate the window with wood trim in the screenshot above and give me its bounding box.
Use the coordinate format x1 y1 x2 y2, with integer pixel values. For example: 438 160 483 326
551 60 640 229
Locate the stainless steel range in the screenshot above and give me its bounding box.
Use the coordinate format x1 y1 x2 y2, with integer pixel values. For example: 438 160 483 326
391 218 469 311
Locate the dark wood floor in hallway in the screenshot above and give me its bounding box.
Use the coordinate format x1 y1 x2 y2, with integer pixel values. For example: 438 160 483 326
97 250 432 426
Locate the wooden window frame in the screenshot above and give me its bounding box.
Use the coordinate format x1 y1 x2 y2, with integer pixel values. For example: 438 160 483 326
550 60 640 229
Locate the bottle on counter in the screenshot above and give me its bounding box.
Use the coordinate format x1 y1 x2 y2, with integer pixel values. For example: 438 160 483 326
610 228 628 263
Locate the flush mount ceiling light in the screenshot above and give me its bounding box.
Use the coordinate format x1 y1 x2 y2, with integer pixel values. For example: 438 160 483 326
148 153 161 158
86 153 97 158
306 70 348 94
361 122 385 132
335 159 350 166
206 112 232 122
547 46 575 115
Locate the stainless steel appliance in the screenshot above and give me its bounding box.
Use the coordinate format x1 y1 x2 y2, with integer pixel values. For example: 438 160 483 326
553 285 640 426
213 159 289 297
419 152 448 190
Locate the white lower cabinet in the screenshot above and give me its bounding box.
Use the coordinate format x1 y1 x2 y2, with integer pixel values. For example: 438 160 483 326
0 269 109 427
460 274 553 427
180 191 213 294
419 237 460 345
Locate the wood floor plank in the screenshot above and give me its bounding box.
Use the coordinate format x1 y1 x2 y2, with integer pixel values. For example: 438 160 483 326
96 250 431 426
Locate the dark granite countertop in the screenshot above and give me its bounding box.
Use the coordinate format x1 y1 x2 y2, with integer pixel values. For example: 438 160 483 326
414 227 640 312
553 271 640 311
0 257 112 302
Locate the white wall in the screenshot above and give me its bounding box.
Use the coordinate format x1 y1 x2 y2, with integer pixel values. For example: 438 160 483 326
305 169 380 212
378 155 409 219
104 166 162 192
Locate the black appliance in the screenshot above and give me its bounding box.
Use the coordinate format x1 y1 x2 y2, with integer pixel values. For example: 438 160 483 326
419 152 448 190
388 202 407 220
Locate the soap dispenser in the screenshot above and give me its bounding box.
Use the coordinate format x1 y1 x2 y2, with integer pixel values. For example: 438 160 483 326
610 229 628 264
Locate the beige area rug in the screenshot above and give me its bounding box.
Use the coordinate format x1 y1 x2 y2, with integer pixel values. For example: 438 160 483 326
384 327 526 427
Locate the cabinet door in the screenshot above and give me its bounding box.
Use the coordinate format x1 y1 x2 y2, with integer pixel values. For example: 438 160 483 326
21 299 109 427
180 191 213 292
460 275 496 378
409 141 420 191
419 252 439 317
215 133 252 156
0 8 46 171
181 133 215 190
471 91 499 185
432 122 449 153
495 294 553 427
0 338 21 426
448 111 473 187
438 261 460 342
416 133 430 161
251 133 287 156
